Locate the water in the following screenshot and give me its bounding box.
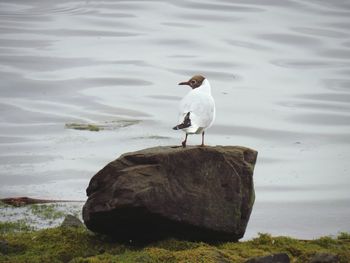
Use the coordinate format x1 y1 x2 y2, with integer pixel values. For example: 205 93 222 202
0 0 349 239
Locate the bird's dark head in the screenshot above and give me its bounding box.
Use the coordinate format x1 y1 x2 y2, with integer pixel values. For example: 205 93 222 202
178 75 206 89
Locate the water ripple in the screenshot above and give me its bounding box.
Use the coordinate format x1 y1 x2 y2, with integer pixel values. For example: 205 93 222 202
258 33 322 46
289 113 350 126
318 48 350 59
176 2 265 12
271 59 349 69
322 79 350 92
161 22 202 28
148 95 181 101
0 39 54 49
177 13 242 22
296 93 350 103
279 101 350 113
154 38 199 48
167 68 239 81
0 14 51 22
0 55 150 72
291 27 347 39
212 124 350 143
0 27 141 37
217 0 307 9
226 39 271 50
194 60 242 68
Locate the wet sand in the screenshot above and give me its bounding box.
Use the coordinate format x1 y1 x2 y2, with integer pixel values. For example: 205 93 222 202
0 0 349 239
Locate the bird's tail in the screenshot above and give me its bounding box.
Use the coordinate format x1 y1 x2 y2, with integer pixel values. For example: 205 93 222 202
173 112 191 130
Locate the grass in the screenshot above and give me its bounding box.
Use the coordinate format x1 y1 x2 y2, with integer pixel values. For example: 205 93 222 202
0 227 349 263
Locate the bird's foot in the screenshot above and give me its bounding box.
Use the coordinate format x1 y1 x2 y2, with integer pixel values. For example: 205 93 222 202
199 143 205 147
181 141 186 148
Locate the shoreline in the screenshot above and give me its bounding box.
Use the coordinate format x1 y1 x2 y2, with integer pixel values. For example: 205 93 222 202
0 197 85 207
1 197 349 241
1 198 349 261
1 225 349 262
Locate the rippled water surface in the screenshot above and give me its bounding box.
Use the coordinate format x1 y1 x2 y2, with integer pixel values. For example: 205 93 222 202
0 0 349 239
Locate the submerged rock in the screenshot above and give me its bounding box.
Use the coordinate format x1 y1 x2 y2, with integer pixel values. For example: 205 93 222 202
61 214 84 228
0 240 9 254
83 145 257 242
245 253 290 263
309 253 339 263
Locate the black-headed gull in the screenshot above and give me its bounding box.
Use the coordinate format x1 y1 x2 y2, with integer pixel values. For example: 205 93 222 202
173 75 215 147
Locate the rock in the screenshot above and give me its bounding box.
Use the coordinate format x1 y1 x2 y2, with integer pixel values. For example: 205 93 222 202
0 240 9 254
83 145 257 242
245 253 290 263
309 253 339 263
61 214 84 228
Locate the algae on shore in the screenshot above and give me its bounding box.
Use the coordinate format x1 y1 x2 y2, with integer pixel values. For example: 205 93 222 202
0 202 83 231
65 120 141 132
1 202 349 262
0 226 349 263
65 123 102 132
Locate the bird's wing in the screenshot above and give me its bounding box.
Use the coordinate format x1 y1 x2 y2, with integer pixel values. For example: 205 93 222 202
178 91 215 128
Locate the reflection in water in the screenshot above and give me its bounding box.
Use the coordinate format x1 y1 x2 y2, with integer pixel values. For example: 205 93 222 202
0 0 349 239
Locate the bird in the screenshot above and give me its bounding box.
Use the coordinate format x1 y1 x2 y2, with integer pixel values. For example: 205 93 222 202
173 75 215 147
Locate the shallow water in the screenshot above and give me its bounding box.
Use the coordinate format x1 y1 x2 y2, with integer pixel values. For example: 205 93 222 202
0 0 349 239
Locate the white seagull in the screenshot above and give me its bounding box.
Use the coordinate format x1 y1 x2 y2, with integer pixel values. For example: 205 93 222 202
173 75 215 147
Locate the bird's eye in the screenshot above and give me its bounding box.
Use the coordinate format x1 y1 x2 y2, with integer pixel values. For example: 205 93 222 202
191 80 196 84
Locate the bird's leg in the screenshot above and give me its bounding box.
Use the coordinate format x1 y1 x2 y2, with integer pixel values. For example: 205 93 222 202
200 131 205 147
182 134 188 148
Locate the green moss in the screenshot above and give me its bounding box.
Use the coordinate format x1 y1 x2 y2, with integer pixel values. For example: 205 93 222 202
0 220 33 234
0 229 349 263
338 232 350 240
151 238 203 251
30 204 65 220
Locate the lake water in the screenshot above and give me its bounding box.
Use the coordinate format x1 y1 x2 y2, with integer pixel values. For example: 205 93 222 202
0 0 349 239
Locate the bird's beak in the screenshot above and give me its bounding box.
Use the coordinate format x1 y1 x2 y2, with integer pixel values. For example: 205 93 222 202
178 81 189 86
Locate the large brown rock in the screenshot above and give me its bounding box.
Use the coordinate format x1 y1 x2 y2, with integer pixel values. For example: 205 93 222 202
83 145 257 242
